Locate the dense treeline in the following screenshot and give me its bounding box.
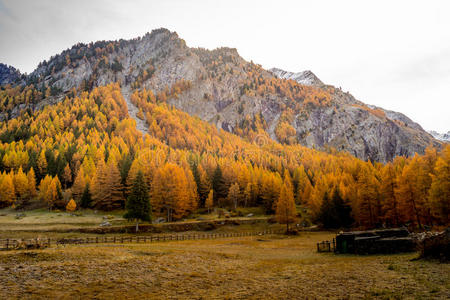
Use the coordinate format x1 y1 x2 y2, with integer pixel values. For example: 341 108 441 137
0 83 448 229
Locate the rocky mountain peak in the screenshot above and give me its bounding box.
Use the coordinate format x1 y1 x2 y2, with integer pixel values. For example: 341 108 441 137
0 63 22 85
429 130 450 143
270 67 323 86
1 28 442 163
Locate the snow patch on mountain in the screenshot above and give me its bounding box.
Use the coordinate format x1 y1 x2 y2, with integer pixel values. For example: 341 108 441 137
270 68 323 86
429 130 450 142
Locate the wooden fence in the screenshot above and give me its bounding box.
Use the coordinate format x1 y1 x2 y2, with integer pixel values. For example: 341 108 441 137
0 229 285 250
317 238 336 253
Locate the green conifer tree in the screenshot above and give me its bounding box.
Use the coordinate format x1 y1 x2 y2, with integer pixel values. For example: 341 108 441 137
212 165 227 204
124 171 151 232
81 183 92 208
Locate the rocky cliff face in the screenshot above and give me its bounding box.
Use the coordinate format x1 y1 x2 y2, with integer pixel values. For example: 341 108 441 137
272 68 441 161
7 28 442 162
270 67 323 86
0 63 21 85
429 131 450 143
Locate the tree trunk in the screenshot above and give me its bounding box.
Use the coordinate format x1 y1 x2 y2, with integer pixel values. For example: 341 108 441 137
135 220 139 233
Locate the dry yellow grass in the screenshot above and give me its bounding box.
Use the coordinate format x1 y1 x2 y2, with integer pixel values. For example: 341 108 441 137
0 232 448 299
0 208 270 237
0 208 126 231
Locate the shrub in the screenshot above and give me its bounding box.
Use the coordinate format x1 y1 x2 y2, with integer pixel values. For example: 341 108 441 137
66 199 77 212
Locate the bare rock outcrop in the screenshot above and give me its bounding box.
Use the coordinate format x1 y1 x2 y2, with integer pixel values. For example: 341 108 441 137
7 28 441 162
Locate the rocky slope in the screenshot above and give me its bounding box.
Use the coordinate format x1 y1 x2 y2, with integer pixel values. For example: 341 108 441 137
429 130 450 143
272 68 441 160
0 63 21 85
3 28 442 162
270 67 323 86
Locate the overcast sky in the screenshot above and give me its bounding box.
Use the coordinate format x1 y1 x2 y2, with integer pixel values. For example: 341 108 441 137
1 0 449 132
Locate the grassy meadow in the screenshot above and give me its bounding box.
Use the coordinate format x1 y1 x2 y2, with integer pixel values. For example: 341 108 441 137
0 233 449 299
0 209 449 299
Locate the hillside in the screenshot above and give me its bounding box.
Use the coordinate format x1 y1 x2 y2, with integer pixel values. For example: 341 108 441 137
0 28 448 229
0 81 448 228
1 28 441 163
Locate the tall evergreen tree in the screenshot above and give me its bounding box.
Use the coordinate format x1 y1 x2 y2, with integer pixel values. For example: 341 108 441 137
332 189 353 228
318 191 334 228
191 163 205 205
212 165 227 204
124 171 151 232
80 183 92 208
318 189 353 229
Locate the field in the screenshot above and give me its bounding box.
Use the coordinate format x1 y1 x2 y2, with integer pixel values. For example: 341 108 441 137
0 207 269 238
0 210 449 299
1 233 449 299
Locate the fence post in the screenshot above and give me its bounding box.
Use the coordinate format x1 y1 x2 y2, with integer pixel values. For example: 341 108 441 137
6 238 9 250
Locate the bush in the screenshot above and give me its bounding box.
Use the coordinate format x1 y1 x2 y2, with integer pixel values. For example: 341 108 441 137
66 199 77 212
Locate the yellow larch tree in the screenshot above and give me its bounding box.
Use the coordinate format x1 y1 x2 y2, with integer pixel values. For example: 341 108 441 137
0 172 16 208
275 170 297 232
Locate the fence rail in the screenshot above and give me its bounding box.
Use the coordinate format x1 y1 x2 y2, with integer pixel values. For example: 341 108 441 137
0 229 285 250
317 238 336 253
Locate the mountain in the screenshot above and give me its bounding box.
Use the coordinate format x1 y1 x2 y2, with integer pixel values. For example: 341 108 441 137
270 68 323 86
429 130 450 142
1 28 441 162
0 28 448 228
270 67 441 160
0 63 21 85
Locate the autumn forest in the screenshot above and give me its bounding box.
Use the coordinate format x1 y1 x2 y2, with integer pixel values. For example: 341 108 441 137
1 5 450 296
0 80 448 230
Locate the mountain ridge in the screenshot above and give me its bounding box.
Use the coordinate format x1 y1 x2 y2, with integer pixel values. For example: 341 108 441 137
429 130 450 142
0 63 22 85
270 67 324 86
0 28 442 162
